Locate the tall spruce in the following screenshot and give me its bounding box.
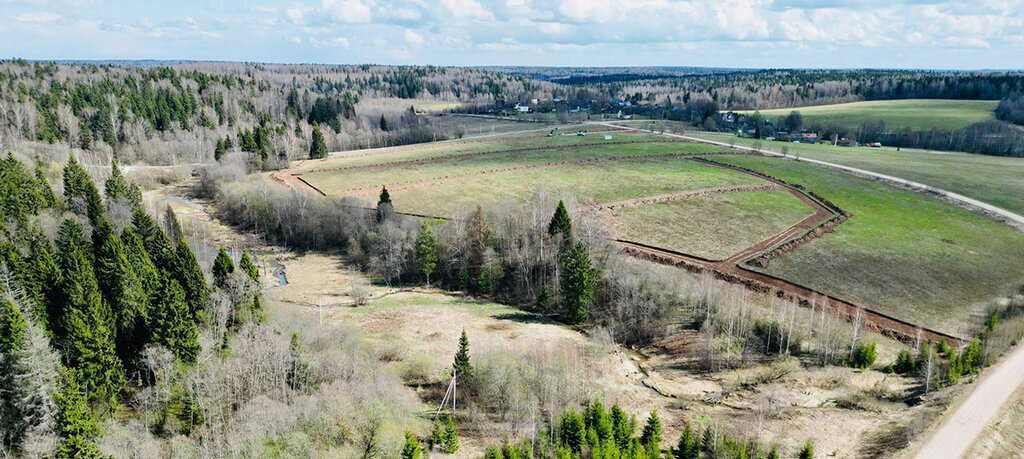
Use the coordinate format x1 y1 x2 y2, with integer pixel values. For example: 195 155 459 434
132 206 174 271
559 241 596 325
309 123 328 159
376 186 393 223
34 163 59 210
214 137 227 161
62 155 105 224
239 251 259 283
401 431 421 459
174 238 209 321
53 369 103 459
22 227 61 323
104 161 141 207
0 293 60 452
676 424 701 459
414 222 438 285
547 200 573 240
453 329 472 380
94 230 148 363
55 220 124 404
150 276 200 364
213 248 235 288
798 441 814 459
640 410 663 449
465 206 492 292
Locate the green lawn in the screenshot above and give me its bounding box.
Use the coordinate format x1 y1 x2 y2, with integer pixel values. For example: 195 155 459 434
741 98 995 131
302 142 725 192
690 132 1024 216
380 157 764 216
736 99 998 131
713 155 1024 337
614 190 816 260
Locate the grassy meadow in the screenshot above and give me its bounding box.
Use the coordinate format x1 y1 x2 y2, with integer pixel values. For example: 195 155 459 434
690 132 1024 216
612 190 816 260
736 99 999 131
713 155 1024 336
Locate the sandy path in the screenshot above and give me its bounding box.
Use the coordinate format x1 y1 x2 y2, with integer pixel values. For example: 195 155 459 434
915 342 1024 458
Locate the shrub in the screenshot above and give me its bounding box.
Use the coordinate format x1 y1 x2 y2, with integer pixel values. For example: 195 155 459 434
849 341 877 370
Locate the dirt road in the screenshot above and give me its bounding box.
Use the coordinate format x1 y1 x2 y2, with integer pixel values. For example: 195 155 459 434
914 342 1024 458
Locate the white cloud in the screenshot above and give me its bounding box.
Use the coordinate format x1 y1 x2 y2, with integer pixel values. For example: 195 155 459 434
441 0 495 20
16 12 61 23
322 0 372 23
404 28 424 45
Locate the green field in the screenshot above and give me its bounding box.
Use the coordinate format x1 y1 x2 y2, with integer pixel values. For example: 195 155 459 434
737 99 998 131
690 132 1024 216
613 190 815 260
381 157 763 216
301 141 724 192
713 155 1024 336
294 130 666 172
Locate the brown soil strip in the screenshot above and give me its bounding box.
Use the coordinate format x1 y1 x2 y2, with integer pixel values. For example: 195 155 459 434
590 183 782 212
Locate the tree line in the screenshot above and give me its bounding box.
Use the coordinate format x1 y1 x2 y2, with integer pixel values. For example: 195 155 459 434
0 153 262 456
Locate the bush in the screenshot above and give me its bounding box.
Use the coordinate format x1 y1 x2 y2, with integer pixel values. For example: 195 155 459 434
891 350 916 374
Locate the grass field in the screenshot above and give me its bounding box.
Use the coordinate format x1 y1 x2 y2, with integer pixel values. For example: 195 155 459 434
381 156 764 216
689 132 1024 216
613 190 815 260
713 155 1024 336
736 99 998 131
301 141 724 192
294 130 662 172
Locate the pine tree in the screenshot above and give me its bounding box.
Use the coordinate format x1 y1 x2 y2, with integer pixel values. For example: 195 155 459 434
376 186 393 223
401 431 422 459
53 369 103 459
547 200 573 239
174 238 209 321
309 123 328 159
150 276 200 364
379 114 389 131
454 329 472 380
213 248 235 288
239 251 259 283
798 441 814 459
442 417 459 454
414 222 438 285
640 410 663 449
559 241 596 325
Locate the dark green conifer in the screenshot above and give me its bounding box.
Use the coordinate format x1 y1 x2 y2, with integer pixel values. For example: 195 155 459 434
213 248 235 288
547 200 572 239
453 329 472 380
559 241 595 324
239 251 259 283
174 238 208 321
150 276 200 364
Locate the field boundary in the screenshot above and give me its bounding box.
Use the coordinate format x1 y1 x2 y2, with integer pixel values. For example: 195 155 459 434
589 183 782 211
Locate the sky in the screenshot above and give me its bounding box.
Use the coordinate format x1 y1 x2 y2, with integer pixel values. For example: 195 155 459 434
2 0 1023 69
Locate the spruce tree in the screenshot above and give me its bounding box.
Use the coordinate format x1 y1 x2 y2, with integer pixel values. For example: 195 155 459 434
640 410 663 449
401 431 422 459
132 206 174 271
376 186 393 223
0 294 61 452
214 137 227 161
676 424 700 459
559 241 595 325
213 248 235 288
55 222 124 404
53 369 103 459
95 231 148 362
34 163 59 210
798 441 814 459
441 417 459 454
453 329 472 380
465 206 492 290
547 200 573 239
379 114 389 131
239 251 259 283
62 155 105 224
610 404 632 450
767 445 780 459
559 410 586 453
150 276 201 364
414 222 438 285
174 238 209 321
104 161 141 207
120 227 160 300
22 227 61 323
309 123 328 159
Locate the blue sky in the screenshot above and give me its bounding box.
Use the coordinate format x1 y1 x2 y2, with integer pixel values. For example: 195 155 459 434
3 0 1023 69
